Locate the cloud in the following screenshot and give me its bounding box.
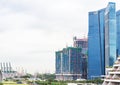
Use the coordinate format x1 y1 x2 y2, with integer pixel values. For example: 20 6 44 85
0 0 119 73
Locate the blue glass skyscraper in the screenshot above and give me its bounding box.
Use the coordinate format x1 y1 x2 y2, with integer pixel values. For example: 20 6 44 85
116 10 120 56
105 2 116 67
88 2 116 79
56 51 62 74
88 9 105 79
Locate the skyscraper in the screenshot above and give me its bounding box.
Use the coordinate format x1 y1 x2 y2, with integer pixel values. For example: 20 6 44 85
73 36 88 79
116 10 120 56
88 2 116 79
105 2 116 67
55 47 82 80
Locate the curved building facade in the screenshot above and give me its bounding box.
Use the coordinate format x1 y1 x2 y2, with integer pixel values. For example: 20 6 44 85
88 2 117 79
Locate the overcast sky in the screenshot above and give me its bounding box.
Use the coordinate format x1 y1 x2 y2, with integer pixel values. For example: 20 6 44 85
0 0 119 74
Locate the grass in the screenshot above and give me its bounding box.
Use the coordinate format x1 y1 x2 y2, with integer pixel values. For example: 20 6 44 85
3 81 28 85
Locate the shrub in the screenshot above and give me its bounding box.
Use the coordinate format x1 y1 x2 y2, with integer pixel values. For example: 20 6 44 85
0 83 3 85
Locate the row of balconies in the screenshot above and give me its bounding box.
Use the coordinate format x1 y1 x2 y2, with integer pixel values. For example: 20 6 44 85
103 57 120 84
105 77 120 79
104 79 120 82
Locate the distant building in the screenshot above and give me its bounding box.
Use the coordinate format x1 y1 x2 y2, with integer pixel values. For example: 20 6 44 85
73 37 88 79
88 2 116 79
73 37 87 49
55 47 82 80
0 62 17 79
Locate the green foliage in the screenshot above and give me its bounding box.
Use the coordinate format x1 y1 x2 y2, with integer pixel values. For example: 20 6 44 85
35 81 48 85
35 81 67 85
20 75 31 78
35 73 103 85
4 79 8 81
15 73 33 79
37 73 55 80
67 79 103 84
106 66 112 68
92 78 104 84
13 79 19 82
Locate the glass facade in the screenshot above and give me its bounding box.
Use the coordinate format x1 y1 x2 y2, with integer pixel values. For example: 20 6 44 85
116 10 120 56
88 2 117 79
88 9 105 79
73 37 88 79
55 51 62 74
105 2 116 67
55 47 82 80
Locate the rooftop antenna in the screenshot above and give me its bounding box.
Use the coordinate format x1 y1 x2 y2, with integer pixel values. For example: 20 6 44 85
83 34 85 39
73 36 77 41
66 43 68 48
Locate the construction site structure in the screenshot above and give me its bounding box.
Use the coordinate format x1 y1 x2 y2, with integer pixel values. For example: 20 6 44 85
73 36 88 79
56 47 82 80
0 62 17 79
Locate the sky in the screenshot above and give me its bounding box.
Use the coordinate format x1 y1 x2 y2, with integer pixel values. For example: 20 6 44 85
0 0 119 74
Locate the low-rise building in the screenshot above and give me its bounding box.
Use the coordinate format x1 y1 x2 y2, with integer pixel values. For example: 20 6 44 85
103 56 120 85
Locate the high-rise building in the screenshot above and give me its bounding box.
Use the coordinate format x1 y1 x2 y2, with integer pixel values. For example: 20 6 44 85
73 36 88 79
105 2 116 67
116 10 120 57
55 47 82 80
73 37 87 48
88 8 105 79
88 2 117 79
56 51 62 75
